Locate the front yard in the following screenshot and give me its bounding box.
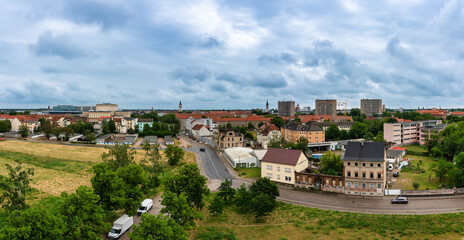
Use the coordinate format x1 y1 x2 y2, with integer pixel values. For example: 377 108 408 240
235 167 261 179
395 154 442 190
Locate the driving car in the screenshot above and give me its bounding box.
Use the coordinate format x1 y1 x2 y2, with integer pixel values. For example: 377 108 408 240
200 148 206 152
391 197 408 204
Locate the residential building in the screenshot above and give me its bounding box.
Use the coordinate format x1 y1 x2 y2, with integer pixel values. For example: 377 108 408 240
191 124 211 139
257 123 281 149
213 129 244 149
138 118 154 132
450 112 464 117
386 150 404 164
224 147 261 168
315 99 337 118
185 117 215 132
120 117 138 133
261 148 308 185
312 121 354 131
343 142 386 196
281 121 325 143
416 109 448 119
295 169 344 193
360 99 383 116
383 120 442 145
278 101 295 117
96 103 118 112
419 124 449 145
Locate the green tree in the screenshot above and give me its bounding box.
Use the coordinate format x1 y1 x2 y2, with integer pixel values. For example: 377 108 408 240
247 122 255 130
250 193 277 220
117 164 149 215
0 207 65 240
295 137 308 154
108 119 116 133
0 160 34 211
217 179 235 204
325 124 341 140
60 186 108 240
129 214 188 240
84 130 96 143
267 135 284 148
102 120 109 134
208 195 225 216
319 151 343 176
19 124 28 138
101 144 136 171
161 191 201 230
234 184 251 212
413 181 420 190
340 130 350 140
424 133 440 153
249 177 279 199
0 120 11 133
90 163 125 211
140 143 165 176
164 164 209 209
142 140 151 155
430 159 455 182
40 119 53 139
258 121 264 128
164 145 185 166
270 116 285 128
363 132 374 141
350 108 361 117
449 152 464 187
348 122 368 139
373 131 387 143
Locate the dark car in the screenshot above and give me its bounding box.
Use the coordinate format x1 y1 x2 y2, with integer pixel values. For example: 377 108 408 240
391 197 408 204
393 172 399 177
200 148 206 152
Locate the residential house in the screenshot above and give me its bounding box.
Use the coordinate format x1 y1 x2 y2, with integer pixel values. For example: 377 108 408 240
281 121 325 143
343 142 386 196
120 117 138 133
138 118 154 132
261 148 308 185
213 129 244 149
295 169 344 193
386 150 404 164
257 123 281 149
191 124 211 139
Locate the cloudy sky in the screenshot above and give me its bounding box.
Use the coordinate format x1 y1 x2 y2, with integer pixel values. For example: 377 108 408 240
1 0 463 110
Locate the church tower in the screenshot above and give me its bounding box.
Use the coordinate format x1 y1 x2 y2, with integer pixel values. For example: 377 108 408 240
266 100 269 112
179 101 182 112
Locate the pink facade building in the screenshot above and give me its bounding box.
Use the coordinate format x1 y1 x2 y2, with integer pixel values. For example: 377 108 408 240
419 124 448 145
384 120 442 146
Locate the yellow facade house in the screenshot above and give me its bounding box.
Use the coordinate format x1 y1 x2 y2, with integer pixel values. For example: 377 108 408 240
261 148 308 185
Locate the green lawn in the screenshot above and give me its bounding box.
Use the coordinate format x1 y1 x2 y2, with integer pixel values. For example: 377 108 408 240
193 199 464 240
398 154 441 190
235 167 261 179
403 144 427 153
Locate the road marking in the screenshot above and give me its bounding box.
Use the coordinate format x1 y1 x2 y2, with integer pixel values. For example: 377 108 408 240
206 149 222 179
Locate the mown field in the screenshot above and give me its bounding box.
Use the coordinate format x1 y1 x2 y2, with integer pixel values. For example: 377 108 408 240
0 140 195 203
192 200 464 240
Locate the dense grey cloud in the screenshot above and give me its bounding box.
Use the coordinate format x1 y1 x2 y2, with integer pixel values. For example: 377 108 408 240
1 0 464 109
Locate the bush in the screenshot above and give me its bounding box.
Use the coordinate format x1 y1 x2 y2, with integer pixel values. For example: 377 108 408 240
413 182 420 190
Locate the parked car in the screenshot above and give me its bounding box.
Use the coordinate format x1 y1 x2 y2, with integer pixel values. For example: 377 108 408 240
388 164 394 171
391 197 408 204
108 214 133 239
137 199 153 215
200 148 206 152
393 171 399 177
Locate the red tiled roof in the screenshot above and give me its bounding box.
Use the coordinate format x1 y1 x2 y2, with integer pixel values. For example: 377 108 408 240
192 124 205 130
259 124 280 136
393 147 407 151
261 148 304 166
451 112 464 116
98 116 113 121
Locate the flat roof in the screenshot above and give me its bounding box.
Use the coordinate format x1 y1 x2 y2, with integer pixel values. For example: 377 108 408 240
224 147 256 162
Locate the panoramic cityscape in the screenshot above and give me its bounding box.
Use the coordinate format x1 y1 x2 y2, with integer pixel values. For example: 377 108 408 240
1 1 464 240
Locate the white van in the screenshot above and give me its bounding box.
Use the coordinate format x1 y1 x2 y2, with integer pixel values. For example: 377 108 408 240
388 164 394 171
108 215 133 239
137 199 153 215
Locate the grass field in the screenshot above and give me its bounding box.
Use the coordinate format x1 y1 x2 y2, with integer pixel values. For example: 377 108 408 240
0 140 196 201
235 167 261 179
399 154 441 190
403 144 427 153
192 200 464 240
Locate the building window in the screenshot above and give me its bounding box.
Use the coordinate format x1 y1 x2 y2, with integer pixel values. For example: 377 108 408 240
285 168 291 173
370 183 374 188
378 163 381 167
355 162 358 166
355 172 358 178
277 167 280 171
362 183 366 188
347 182 351 187
362 163 366 167
362 173 366 178
267 173 272 179
354 182 359 187
347 162 351 166
267 165 273 170
347 171 351 177
285 176 291 181
377 173 381 179
370 163 373 167
370 173 374 179
378 184 381 188
277 175 280 180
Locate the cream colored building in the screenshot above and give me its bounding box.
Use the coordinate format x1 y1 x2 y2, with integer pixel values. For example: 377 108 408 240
82 111 131 123
96 103 118 112
213 129 243 149
261 148 308 185
343 142 386 196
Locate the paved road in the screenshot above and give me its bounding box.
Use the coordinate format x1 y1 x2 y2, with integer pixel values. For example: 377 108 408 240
188 147 233 180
